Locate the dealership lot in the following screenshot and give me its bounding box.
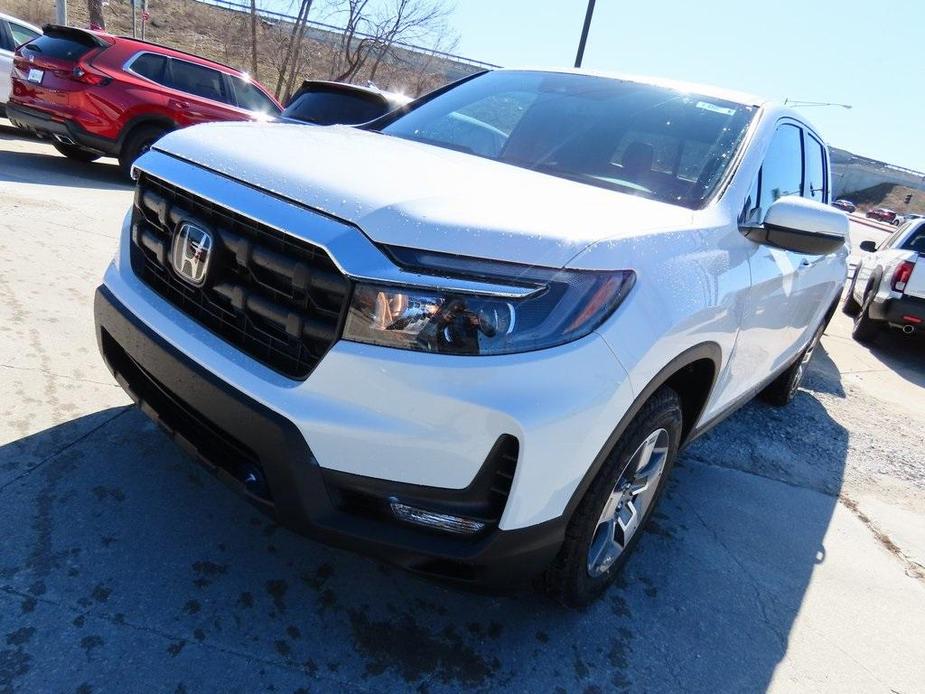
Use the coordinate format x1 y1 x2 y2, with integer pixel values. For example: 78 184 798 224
1 130 924 692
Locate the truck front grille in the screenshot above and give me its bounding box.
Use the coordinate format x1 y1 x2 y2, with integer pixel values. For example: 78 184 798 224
129 174 350 379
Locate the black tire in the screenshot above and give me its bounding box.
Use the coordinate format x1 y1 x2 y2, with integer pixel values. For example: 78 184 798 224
852 289 881 344
761 320 825 406
842 270 862 316
118 125 168 177
543 387 682 607
52 141 101 162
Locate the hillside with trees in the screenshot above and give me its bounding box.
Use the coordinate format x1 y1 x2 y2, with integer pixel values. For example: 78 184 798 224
0 0 482 100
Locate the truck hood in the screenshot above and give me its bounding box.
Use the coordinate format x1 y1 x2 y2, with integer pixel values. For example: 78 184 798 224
153 121 696 268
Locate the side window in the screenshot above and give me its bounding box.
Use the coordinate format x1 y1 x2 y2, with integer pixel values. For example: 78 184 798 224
803 132 827 203
901 223 925 253
758 124 803 217
129 53 168 84
879 226 906 250
229 76 279 114
0 22 11 51
167 60 229 104
10 22 39 47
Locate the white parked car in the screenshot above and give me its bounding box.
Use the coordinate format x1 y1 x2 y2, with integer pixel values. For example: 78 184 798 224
0 12 40 107
845 219 925 340
892 212 924 227
94 69 848 605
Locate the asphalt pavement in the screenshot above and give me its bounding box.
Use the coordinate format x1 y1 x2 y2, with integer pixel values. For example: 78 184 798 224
1 130 923 693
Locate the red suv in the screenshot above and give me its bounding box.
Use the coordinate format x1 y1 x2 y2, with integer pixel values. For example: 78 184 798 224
865 207 898 224
7 25 281 174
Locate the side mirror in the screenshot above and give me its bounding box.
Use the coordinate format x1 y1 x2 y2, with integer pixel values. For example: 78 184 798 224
742 196 848 255
859 240 877 253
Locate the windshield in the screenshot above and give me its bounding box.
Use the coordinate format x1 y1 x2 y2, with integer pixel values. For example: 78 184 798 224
379 71 756 209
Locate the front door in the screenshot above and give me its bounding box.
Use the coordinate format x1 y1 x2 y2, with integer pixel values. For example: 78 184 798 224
721 122 821 406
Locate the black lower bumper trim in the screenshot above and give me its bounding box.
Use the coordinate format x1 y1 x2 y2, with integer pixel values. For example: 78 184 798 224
6 103 118 156
94 285 564 587
870 293 925 326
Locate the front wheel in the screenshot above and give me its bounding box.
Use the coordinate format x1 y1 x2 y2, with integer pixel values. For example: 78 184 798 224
543 387 682 607
52 141 101 162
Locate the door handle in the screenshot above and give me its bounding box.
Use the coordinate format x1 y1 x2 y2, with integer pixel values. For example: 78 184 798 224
170 99 190 110
799 258 820 269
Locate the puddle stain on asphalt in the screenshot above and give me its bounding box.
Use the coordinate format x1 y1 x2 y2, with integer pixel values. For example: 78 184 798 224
348 608 501 685
265 579 288 614
191 561 228 588
79 634 104 659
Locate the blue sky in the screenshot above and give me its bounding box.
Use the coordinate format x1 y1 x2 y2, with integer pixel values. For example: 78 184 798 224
269 0 922 171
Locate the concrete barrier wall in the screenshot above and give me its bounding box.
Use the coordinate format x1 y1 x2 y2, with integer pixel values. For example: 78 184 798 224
832 147 925 198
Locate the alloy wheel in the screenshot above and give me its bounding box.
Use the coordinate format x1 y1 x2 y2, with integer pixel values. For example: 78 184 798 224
586 428 670 577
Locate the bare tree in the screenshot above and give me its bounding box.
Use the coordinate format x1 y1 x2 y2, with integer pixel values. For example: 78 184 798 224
274 0 314 100
88 0 106 30
368 0 454 83
329 0 373 80
411 30 458 95
329 0 456 85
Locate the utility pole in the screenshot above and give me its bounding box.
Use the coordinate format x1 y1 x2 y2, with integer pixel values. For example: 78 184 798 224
56 0 67 25
250 0 259 80
131 0 137 38
574 0 597 68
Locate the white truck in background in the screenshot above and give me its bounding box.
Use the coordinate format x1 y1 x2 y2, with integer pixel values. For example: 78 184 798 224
846 219 925 340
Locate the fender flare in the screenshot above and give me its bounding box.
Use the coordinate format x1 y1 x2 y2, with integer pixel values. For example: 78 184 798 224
117 114 179 151
560 341 722 523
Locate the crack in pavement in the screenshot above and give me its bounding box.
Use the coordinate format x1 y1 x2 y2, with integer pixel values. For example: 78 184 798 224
0 409 130 495
687 454 924 590
679 467 790 655
0 364 123 389
839 495 925 585
0 586 370 692
798 620 901 692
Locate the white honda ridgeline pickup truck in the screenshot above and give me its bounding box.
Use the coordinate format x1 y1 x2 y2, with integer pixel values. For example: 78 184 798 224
94 69 849 605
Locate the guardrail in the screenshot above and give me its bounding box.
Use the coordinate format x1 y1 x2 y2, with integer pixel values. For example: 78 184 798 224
194 0 501 71
849 214 895 232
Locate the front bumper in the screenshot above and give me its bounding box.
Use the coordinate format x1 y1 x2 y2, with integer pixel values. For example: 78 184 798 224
95 285 568 586
104 189 634 531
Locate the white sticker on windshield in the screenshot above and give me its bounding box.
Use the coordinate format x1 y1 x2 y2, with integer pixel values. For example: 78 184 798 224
696 101 736 116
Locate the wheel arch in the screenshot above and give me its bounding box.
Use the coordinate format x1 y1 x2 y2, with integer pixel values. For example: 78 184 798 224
561 341 721 523
116 114 178 151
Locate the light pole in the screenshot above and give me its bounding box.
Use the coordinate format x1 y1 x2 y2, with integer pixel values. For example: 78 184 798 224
574 0 597 68
784 99 852 110
56 0 67 25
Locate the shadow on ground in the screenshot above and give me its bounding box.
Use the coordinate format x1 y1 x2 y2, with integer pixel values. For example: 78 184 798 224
865 329 925 390
0 381 848 691
802 342 846 398
0 131 127 191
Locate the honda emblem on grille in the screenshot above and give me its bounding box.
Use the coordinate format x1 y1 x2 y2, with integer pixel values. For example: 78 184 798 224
171 222 213 286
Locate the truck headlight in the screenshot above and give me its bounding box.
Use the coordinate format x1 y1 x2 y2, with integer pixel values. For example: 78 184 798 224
342 248 634 356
